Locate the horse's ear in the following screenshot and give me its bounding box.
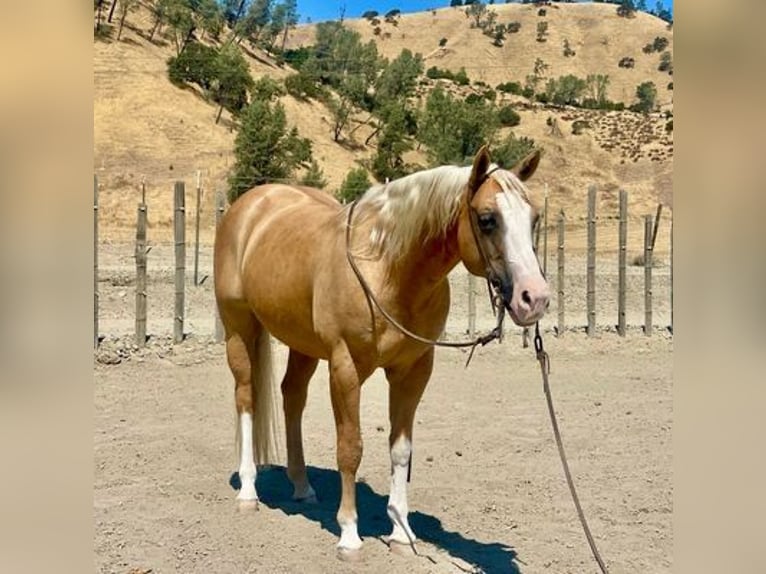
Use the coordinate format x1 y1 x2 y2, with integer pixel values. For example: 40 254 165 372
468 145 492 195
511 149 542 181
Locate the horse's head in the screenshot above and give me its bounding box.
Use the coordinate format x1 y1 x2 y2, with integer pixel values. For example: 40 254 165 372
457 146 551 327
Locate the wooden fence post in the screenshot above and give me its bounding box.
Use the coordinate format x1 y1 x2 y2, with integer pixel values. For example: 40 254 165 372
174 181 186 343
194 170 202 286
542 191 549 275
670 219 673 334
557 210 565 336
644 214 653 336
586 185 597 336
467 274 476 338
651 203 663 251
94 175 99 348
618 189 627 336
135 184 148 347
214 191 225 343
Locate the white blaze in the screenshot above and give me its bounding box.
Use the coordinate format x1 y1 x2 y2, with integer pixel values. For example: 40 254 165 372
496 189 539 280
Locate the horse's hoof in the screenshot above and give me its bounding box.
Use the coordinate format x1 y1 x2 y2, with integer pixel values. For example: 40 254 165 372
336 546 363 562
388 539 417 556
237 498 259 512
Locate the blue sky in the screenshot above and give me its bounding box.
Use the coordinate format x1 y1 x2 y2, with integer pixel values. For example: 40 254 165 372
296 0 673 24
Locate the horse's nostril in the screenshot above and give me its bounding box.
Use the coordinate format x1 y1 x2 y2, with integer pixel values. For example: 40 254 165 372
521 290 532 306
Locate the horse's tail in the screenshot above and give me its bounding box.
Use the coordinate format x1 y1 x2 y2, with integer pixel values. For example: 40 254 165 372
234 328 282 467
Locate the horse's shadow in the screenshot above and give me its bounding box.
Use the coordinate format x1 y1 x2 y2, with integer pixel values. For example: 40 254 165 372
230 466 520 574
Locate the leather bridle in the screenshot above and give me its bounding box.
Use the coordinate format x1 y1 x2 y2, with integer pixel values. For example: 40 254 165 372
344 167 508 364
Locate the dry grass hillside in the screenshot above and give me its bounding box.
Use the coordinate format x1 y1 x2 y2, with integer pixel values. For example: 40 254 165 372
94 2 672 250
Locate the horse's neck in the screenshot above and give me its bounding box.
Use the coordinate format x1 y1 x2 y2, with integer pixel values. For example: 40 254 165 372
385 221 462 299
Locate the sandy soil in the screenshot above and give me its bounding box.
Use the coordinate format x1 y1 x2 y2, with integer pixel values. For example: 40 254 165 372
94 243 672 574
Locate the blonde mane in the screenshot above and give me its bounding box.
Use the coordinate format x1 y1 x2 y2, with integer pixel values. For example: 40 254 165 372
348 164 531 261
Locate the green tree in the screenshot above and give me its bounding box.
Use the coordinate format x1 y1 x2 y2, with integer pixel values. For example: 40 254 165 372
374 49 423 105
545 74 587 106
278 0 299 52
617 0 636 17
370 103 413 181
419 86 499 165
585 74 610 106
167 41 219 88
116 0 138 41
195 0 224 40
338 167 372 203
228 100 312 200
163 0 196 54
233 0 272 45
492 132 536 169
633 81 657 113
300 160 329 189
213 44 255 122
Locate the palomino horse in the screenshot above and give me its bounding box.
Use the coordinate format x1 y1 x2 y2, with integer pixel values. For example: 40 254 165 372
213 146 550 559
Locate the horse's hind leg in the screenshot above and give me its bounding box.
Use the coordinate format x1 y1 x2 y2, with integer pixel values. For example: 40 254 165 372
223 308 262 510
281 349 319 502
384 349 434 553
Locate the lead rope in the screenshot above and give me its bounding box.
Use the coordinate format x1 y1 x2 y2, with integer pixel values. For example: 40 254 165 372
534 322 609 574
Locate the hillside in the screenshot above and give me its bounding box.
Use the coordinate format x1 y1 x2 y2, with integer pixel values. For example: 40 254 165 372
93 2 672 245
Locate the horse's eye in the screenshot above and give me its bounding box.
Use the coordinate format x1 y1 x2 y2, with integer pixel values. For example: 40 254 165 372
478 213 497 233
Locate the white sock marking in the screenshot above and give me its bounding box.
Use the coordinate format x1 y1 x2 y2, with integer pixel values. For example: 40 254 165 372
237 412 258 501
387 435 417 545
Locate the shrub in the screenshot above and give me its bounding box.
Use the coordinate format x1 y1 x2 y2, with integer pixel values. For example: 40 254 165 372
284 72 322 100
385 9 401 18
538 8 546 16
506 21 521 33
498 105 521 126
616 0 636 18
497 81 523 95
563 39 576 57
618 56 635 68
337 168 372 203
665 120 673 133
439 37 448 47
659 51 673 73
667 81 673 90
522 86 535 99
536 21 548 42
454 67 470 85
483 88 497 101
465 93 484 105
572 119 591 135
492 133 536 169
653 36 669 52
362 10 379 19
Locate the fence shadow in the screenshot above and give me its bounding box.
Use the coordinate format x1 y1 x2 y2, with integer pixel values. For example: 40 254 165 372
229 465 520 574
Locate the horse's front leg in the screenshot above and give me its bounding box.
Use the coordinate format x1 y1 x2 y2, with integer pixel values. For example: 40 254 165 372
384 349 434 554
328 347 369 560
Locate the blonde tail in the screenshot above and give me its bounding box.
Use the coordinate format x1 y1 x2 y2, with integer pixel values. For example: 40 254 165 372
251 329 282 466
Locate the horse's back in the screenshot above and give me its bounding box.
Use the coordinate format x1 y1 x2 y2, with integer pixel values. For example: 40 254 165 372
214 184 344 355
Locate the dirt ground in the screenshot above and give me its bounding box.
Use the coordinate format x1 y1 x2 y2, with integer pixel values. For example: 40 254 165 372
94 243 672 574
